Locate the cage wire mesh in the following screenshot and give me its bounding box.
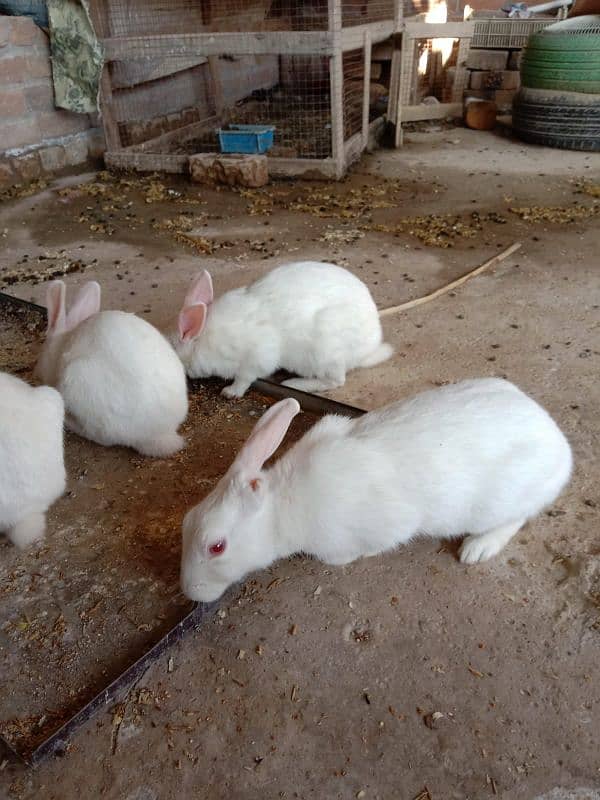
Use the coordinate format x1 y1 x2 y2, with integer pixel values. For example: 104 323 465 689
90 0 398 169
92 0 396 35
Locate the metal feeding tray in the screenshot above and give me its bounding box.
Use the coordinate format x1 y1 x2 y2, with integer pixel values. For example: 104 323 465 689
0 291 363 766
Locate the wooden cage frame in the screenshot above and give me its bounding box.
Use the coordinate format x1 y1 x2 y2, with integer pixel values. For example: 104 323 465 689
92 0 404 180
389 20 475 147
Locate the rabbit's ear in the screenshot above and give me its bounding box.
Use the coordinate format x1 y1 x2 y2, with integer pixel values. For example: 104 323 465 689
46 280 66 334
184 270 213 308
65 281 101 331
233 398 300 475
178 303 207 342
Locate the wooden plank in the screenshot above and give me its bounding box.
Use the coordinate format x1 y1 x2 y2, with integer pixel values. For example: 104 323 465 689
404 21 475 39
362 31 372 148
451 37 472 103
400 102 462 121
328 0 345 179
118 116 219 154
387 34 403 124
342 20 395 51
106 150 340 180
110 56 208 90
207 56 225 115
394 0 404 30
102 31 334 60
395 34 417 146
98 68 121 151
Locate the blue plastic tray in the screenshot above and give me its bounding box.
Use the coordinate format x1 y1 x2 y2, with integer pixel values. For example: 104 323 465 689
217 125 275 154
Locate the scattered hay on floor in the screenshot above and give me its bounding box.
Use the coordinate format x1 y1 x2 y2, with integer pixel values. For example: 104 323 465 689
319 226 365 246
0 258 90 289
0 179 48 203
289 184 396 219
509 202 599 224
573 180 600 199
368 211 507 248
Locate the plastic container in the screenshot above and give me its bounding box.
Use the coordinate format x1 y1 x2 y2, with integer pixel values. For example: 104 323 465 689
217 125 275 155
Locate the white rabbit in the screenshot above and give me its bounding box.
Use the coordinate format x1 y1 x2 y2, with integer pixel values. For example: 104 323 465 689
170 261 393 398
0 372 66 548
35 280 188 457
180 378 572 602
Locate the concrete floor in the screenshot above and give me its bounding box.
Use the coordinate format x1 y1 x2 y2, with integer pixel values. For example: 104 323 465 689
0 126 599 799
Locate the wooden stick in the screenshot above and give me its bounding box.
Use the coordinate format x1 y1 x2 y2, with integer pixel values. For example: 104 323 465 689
379 241 522 317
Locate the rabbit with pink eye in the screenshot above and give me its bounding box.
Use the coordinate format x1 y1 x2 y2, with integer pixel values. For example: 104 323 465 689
170 261 393 398
180 378 572 602
35 280 189 457
0 371 66 548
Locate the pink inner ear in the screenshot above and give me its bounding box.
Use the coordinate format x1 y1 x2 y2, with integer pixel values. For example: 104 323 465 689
184 271 214 308
234 398 301 474
178 303 207 342
65 282 101 331
46 281 66 333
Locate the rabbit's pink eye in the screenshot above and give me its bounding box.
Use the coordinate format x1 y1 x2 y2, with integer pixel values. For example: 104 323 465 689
209 540 226 556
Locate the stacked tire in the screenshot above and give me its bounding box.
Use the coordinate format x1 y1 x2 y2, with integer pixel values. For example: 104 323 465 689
512 16 600 151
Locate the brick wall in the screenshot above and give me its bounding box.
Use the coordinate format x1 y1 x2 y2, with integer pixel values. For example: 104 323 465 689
0 16 105 187
464 48 522 113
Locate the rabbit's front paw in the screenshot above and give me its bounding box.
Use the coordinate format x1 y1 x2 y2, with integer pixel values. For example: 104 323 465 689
222 383 246 399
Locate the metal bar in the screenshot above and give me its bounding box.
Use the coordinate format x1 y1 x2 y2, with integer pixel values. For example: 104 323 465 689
28 602 217 765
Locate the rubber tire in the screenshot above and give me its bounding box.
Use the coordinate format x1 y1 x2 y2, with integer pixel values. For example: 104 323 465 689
512 87 600 151
522 32 600 93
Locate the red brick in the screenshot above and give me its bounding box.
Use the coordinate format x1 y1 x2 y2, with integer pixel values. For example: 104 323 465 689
64 135 89 166
39 145 66 172
500 71 520 90
0 53 50 83
0 118 42 151
11 151 42 181
0 54 29 83
38 111 90 140
29 54 52 80
24 84 55 112
469 71 501 91
466 49 508 71
0 88 27 117
0 160 16 186
494 89 518 111
10 17 38 47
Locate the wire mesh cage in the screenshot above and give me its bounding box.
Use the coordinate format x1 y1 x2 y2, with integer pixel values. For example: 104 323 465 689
91 0 402 179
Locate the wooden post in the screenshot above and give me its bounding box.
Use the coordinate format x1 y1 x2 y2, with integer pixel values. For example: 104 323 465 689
451 36 472 103
387 0 404 147
362 30 372 147
207 56 225 116
394 0 404 29
328 0 345 178
395 34 417 147
88 2 121 152
97 69 122 151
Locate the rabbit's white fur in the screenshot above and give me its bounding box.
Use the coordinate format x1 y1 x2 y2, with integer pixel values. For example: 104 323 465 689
0 372 66 547
171 261 393 397
35 280 188 457
181 378 572 601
